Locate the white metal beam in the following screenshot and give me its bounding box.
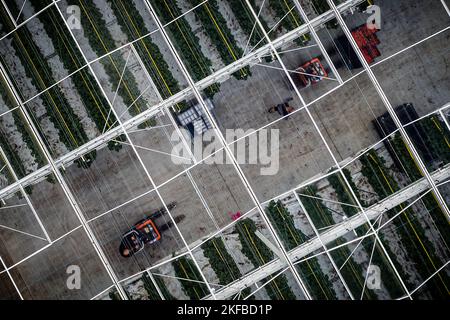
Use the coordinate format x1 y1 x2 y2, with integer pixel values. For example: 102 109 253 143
144 0 314 300
207 164 450 299
0 60 129 300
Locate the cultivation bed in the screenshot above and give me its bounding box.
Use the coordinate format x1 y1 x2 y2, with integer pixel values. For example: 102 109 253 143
131 0 190 91
25 6 99 140
0 37 70 157
178 0 225 72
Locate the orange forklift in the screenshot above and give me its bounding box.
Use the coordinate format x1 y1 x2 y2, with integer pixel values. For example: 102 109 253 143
296 57 328 87
119 202 183 258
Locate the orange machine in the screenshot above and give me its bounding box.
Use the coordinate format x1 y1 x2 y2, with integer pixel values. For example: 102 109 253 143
296 58 328 87
119 203 179 258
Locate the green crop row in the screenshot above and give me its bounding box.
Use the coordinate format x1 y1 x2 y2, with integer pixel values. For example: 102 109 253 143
310 0 330 14
225 0 269 49
0 6 93 162
369 235 411 298
268 0 311 44
298 186 332 230
299 187 376 299
0 129 36 194
0 80 45 171
3 0 52 19
330 169 407 297
359 150 450 298
266 200 338 299
202 237 254 299
30 3 119 139
266 199 305 250
108 290 121 300
107 0 186 111
269 0 302 31
235 218 296 299
172 256 209 299
325 171 408 298
236 218 274 266
419 116 450 166
150 0 220 98
420 193 450 250
310 0 339 28
388 133 422 182
388 127 450 262
359 150 396 200
0 130 26 182
296 253 338 300
141 272 176 300
202 237 241 285
69 0 152 127
327 170 360 217
189 0 251 80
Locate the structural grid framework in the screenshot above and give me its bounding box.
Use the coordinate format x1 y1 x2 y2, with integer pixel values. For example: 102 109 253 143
0 0 449 300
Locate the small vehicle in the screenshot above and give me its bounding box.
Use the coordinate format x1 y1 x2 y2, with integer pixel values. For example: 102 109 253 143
296 57 328 87
119 202 183 258
268 97 295 119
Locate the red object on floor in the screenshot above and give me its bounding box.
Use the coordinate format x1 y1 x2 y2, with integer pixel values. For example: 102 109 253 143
229 211 241 221
351 24 381 64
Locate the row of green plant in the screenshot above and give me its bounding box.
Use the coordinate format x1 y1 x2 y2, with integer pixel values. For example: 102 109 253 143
107 0 185 111
0 80 45 172
172 256 209 299
30 3 119 140
108 289 122 300
388 132 450 254
235 218 297 299
336 170 407 299
328 169 408 298
388 133 422 182
310 0 330 15
361 233 408 298
141 272 176 300
68 0 151 127
359 150 450 298
309 0 339 28
0 131 25 182
420 193 450 253
418 116 450 167
188 0 250 80
201 237 253 299
266 200 304 251
266 200 338 299
225 0 269 50
327 170 361 217
150 0 220 98
0 6 93 162
268 0 311 44
3 0 51 19
269 0 302 31
299 186 376 299
201 237 240 285
0 128 36 195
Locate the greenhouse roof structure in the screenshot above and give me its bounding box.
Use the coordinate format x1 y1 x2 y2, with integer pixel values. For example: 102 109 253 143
0 0 449 300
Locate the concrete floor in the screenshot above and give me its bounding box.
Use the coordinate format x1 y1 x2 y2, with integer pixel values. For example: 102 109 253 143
1 0 449 299
0 194 48 267
7 228 113 299
0 272 20 300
